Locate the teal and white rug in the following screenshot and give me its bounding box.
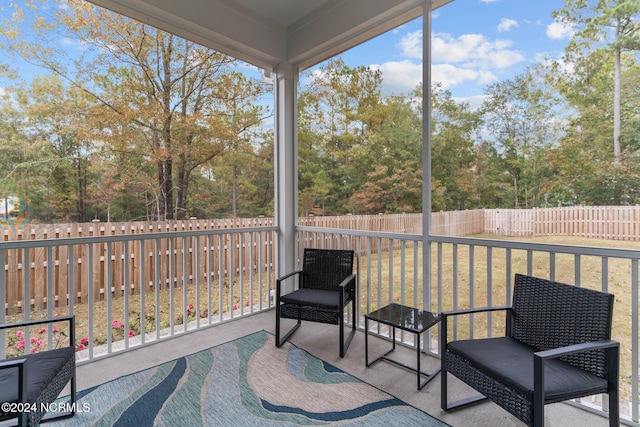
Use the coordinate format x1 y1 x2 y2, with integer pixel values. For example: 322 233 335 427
51 330 448 426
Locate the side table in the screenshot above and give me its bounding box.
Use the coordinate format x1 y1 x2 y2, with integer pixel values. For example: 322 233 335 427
364 303 441 390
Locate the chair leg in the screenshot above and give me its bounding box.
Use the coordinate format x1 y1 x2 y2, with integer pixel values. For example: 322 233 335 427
339 314 344 357
440 319 486 412
441 343 448 411
608 346 620 427
351 296 356 332
440 369 487 412
533 353 545 427
275 306 301 348
609 392 620 427
339 301 357 358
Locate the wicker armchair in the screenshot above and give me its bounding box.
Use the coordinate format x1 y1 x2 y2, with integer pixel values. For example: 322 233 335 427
0 316 77 426
275 248 356 357
441 274 619 427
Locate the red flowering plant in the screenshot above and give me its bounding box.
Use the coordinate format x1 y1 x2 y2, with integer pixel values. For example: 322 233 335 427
232 298 251 311
175 302 207 324
110 318 137 341
76 336 90 351
5 324 71 358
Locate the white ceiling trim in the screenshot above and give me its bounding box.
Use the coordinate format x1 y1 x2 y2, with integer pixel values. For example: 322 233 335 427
288 0 423 70
87 0 285 69
86 0 453 71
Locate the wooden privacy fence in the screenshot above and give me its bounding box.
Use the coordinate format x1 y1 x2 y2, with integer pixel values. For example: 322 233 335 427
3 206 640 313
2 218 276 313
300 206 640 239
484 206 640 240
298 210 484 237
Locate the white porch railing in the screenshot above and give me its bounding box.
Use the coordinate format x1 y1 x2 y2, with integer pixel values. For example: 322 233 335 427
0 226 277 360
1 224 638 425
297 226 640 427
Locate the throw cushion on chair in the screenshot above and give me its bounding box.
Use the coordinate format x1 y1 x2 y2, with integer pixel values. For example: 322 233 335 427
448 336 608 401
0 346 75 405
280 288 344 310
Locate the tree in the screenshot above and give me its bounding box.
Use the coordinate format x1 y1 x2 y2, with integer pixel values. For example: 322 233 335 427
2 0 270 220
480 66 563 208
16 74 100 222
298 59 387 215
429 84 483 211
347 92 423 214
554 0 640 162
0 88 47 221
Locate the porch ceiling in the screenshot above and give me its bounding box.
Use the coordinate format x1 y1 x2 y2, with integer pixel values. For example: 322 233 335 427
86 0 453 71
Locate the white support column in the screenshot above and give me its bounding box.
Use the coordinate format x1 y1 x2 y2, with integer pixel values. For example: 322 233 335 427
274 62 298 290
422 2 433 311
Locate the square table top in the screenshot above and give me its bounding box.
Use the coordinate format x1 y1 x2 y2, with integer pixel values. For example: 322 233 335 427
364 303 440 334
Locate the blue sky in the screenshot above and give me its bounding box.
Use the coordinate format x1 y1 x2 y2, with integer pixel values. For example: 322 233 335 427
328 0 571 106
2 0 572 109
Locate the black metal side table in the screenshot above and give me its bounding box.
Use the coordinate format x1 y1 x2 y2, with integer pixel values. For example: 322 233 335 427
364 303 441 390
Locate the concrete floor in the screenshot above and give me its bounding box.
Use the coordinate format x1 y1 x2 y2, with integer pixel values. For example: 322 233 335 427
75 310 615 427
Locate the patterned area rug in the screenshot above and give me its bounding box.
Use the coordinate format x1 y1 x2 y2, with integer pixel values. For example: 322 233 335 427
51 330 449 426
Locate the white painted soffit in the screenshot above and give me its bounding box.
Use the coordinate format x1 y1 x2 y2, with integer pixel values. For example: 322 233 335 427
86 0 453 71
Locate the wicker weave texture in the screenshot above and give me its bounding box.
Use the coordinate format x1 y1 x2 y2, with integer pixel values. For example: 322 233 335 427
28 351 76 425
276 248 357 357
280 305 340 324
443 274 618 427
511 274 614 378
445 352 533 425
280 249 354 324
301 249 354 292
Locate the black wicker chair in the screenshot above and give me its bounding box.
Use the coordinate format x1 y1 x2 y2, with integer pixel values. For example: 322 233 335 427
441 274 619 427
0 316 77 426
275 248 356 358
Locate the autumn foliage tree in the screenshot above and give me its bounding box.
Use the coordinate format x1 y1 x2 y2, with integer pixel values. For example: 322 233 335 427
1 0 270 220
2 1 640 222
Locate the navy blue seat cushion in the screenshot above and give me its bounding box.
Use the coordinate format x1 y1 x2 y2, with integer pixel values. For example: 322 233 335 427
0 346 74 404
447 336 607 401
281 288 346 310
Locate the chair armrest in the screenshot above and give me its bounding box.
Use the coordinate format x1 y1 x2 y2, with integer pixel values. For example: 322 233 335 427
440 306 512 349
441 305 511 320
338 273 356 291
533 340 619 404
0 315 74 331
534 339 619 360
276 270 304 284
338 273 356 307
0 358 27 369
276 270 304 297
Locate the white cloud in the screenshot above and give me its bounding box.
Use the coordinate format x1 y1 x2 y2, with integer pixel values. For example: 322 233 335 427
371 60 422 96
453 94 487 111
398 30 422 60
383 29 525 94
497 18 518 33
401 31 523 69
481 48 524 69
433 64 497 89
432 64 477 88
370 61 499 96
432 33 524 69
547 21 574 40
